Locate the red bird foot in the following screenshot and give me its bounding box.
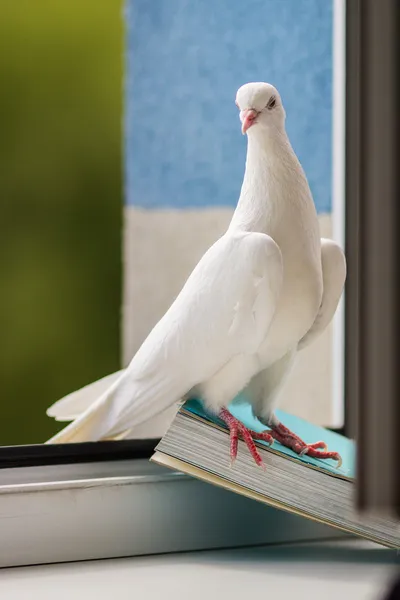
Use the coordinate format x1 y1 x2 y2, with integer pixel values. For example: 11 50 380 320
268 420 342 468
219 408 273 469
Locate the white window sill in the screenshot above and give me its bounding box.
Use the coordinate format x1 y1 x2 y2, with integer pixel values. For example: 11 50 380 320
1 540 397 600
0 458 347 568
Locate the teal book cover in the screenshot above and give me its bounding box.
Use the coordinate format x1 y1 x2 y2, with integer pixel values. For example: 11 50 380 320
182 397 355 480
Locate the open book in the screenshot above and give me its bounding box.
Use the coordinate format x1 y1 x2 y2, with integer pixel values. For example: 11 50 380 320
151 399 400 548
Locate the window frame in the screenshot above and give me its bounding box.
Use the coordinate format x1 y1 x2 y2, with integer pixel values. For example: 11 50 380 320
0 439 157 469
344 0 399 513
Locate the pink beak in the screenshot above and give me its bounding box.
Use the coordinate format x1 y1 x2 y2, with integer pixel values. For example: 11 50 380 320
241 108 259 134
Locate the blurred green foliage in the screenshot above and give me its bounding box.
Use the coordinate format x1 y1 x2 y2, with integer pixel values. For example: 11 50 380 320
0 1 123 444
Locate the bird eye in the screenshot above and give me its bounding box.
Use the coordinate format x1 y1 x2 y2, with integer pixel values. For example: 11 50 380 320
266 96 277 110
235 100 239 108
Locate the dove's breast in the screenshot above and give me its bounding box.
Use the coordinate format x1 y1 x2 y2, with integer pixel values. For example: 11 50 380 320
228 140 324 370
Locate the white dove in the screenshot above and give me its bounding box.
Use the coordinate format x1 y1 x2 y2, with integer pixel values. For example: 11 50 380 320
46 82 346 468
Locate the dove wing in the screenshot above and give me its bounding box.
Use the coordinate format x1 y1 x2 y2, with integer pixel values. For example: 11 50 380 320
46 231 283 443
298 238 346 350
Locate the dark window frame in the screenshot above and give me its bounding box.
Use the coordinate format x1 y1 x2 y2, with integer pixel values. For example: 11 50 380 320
345 0 400 513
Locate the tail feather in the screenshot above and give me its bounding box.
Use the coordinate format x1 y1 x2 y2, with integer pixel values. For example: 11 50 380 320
47 369 126 422
45 370 182 444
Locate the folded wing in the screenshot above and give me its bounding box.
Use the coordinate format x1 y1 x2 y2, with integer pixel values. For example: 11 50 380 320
298 238 346 350
46 231 283 443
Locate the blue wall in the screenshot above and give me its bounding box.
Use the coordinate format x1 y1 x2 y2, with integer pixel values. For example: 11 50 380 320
126 0 333 213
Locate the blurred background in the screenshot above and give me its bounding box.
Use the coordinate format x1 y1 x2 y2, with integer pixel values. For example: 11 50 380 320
0 1 123 444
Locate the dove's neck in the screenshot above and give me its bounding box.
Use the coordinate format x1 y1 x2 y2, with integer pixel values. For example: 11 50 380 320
228 128 317 237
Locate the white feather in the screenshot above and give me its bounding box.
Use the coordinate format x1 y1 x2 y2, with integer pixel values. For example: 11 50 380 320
47 370 125 422
47 231 282 443
298 238 347 350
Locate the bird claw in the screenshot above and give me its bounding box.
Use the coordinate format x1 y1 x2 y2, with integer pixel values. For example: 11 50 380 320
299 445 343 468
309 440 329 451
299 441 328 456
268 423 343 469
333 453 343 469
252 429 274 446
220 410 342 470
219 408 271 469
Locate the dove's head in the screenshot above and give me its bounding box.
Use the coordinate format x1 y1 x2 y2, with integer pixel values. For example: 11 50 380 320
235 82 285 136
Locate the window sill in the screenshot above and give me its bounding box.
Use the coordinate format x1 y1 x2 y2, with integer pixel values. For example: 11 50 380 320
0 458 347 568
